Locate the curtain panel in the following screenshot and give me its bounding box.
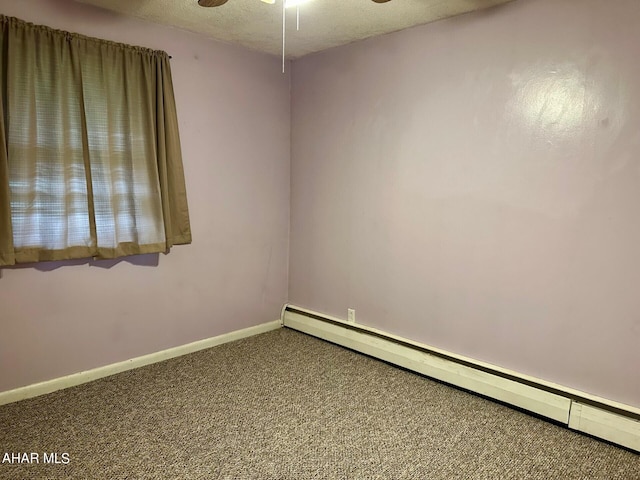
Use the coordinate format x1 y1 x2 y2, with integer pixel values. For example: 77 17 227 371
0 15 191 266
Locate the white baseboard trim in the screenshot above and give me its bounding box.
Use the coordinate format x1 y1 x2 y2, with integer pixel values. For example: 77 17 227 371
283 308 570 422
0 319 282 407
569 403 640 452
282 304 640 452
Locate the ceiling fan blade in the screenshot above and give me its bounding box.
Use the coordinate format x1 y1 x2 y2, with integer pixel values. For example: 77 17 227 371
198 0 229 6
371 0 393 2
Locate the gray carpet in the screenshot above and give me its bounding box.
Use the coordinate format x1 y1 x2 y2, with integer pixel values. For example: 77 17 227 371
0 328 638 479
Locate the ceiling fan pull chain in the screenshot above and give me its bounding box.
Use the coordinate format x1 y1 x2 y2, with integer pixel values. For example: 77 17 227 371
282 0 286 73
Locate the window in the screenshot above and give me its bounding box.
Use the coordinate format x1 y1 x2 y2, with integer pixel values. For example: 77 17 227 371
0 15 191 266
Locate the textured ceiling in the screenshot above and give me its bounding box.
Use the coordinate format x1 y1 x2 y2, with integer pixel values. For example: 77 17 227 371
76 0 515 58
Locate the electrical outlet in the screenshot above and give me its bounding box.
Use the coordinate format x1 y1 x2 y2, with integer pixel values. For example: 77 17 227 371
347 308 356 324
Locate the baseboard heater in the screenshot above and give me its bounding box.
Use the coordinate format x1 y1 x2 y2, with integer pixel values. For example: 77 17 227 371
282 304 640 453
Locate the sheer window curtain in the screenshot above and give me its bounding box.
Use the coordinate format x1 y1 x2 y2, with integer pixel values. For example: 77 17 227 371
0 15 191 266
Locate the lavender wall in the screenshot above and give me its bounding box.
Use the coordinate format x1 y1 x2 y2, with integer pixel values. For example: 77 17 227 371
290 0 640 407
0 0 290 392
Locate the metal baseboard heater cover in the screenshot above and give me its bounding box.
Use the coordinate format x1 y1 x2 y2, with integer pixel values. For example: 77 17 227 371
282 305 640 453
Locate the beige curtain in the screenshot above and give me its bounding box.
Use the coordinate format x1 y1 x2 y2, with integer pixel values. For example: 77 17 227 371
0 15 191 266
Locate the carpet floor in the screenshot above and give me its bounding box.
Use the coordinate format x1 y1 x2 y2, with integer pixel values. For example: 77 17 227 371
0 328 638 479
